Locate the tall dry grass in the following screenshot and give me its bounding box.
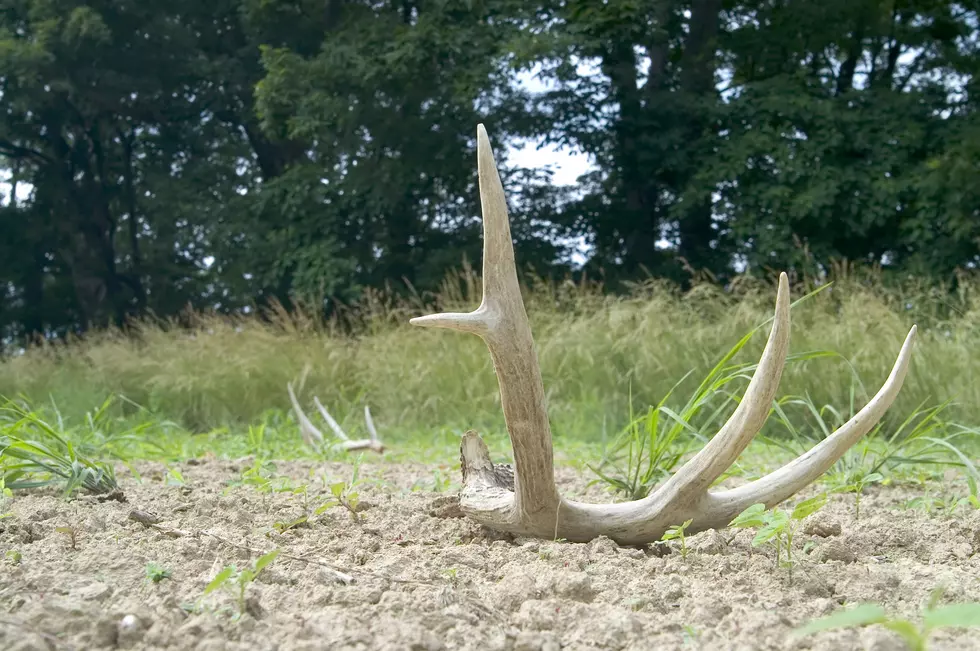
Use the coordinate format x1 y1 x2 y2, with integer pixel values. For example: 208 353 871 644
1 267 978 443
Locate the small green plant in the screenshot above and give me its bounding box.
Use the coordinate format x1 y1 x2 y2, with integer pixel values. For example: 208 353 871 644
905 490 974 518
5 549 22 565
729 493 827 582
56 525 79 550
791 596 980 650
165 466 186 487
443 567 460 588
682 625 700 646
315 456 364 522
661 519 693 559
829 471 883 520
411 468 456 493
200 549 280 619
145 562 172 583
0 399 118 496
272 515 309 534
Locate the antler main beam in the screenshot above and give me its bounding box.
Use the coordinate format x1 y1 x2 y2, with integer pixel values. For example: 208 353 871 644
411 125 916 545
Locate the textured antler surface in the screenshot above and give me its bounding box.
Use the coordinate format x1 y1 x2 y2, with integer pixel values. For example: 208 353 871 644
410 125 916 545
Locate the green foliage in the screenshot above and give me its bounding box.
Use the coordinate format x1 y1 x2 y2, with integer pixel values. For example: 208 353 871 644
1 270 978 445
199 550 281 619
589 284 834 498
729 493 828 582
767 393 980 514
145 562 172 583
0 399 118 496
2 0 979 344
315 456 365 522
660 519 693 559
792 594 980 650
829 472 884 521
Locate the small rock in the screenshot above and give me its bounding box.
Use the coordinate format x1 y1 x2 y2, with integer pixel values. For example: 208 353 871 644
128 510 162 526
814 540 857 564
515 600 560 631
662 575 684 602
494 572 537 611
587 536 619 555
691 529 729 555
802 577 835 598
553 572 594 603
804 518 842 538
118 614 144 645
75 582 112 602
953 543 973 560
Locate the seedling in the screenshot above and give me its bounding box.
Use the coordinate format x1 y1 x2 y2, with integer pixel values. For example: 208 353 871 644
272 515 309 534
200 549 280 619
905 492 971 518
165 467 186 487
316 480 362 521
145 562 172 583
791 596 980 650
5 549 22 565
443 567 460 588
0 477 12 520
411 468 456 493
56 525 79 550
315 456 364 522
829 471 883 520
729 493 827 582
682 625 700 646
661 519 694 559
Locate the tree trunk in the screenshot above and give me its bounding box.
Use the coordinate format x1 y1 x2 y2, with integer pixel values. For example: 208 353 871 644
676 0 721 280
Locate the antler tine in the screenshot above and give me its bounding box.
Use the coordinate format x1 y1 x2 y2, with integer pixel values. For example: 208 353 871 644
408 124 524 337
410 124 558 517
364 406 379 444
655 273 791 503
286 382 325 447
701 325 917 525
313 396 351 441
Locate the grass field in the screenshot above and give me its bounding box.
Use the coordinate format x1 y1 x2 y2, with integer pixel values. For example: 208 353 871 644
2 267 979 447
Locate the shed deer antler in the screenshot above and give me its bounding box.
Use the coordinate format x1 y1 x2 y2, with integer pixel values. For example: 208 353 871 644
410 124 917 545
287 383 385 453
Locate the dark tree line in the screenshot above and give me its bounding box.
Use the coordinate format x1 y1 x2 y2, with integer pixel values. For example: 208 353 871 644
1 0 978 343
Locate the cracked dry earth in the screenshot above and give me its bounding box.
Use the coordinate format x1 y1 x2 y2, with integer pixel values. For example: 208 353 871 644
2 457 980 651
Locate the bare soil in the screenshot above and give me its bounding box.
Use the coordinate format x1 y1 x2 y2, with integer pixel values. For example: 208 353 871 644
1 457 979 651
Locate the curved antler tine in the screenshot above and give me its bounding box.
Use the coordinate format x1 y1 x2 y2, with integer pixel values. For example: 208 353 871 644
702 325 917 522
364 406 379 443
287 382 325 446
657 273 792 500
314 396 350 441
473 124 521 305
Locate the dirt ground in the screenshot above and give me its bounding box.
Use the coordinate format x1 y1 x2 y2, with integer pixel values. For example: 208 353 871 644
1 457 979 651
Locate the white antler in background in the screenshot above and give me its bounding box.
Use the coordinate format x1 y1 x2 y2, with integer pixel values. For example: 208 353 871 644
409 124 917 545
287 383 385 454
